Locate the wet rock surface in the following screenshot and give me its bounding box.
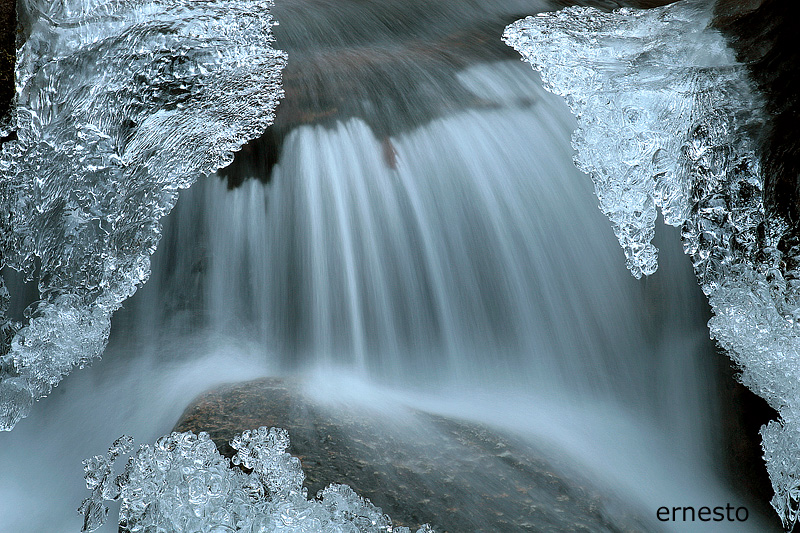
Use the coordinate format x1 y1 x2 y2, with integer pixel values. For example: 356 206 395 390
218 1 527 187
174 378 659 532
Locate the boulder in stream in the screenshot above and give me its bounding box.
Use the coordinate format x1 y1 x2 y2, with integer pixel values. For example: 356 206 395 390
174 378 658 532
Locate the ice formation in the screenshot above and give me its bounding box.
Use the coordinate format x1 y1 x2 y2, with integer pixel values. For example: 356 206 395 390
0 0 286 430
505 0 800 528
80 427 435 533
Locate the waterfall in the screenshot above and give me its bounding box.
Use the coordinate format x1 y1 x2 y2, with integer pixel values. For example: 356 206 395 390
0 1 774 531
200 62 716 438
194 61 744 520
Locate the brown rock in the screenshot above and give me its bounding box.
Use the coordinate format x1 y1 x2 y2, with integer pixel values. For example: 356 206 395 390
174 378 658 532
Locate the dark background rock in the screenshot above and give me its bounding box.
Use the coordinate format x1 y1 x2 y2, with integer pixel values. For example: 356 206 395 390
714 0 800 251
217 6 526 187
718 368 778 525
174 378 661 533
1 0 14 126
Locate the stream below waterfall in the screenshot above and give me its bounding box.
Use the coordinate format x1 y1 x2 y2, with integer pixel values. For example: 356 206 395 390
0 0 777 531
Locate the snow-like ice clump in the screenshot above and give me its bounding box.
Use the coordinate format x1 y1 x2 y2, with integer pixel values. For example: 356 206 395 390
0 0 286 430
505 0 800 528
80 427 434 533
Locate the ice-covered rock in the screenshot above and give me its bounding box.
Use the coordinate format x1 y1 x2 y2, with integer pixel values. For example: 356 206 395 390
0 0 286 430
80 427 434 533
505 0 800 528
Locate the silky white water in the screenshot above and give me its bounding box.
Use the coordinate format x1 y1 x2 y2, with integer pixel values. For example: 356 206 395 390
204 62 718 450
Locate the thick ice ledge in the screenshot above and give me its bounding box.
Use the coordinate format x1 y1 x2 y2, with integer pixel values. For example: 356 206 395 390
0 0 286 430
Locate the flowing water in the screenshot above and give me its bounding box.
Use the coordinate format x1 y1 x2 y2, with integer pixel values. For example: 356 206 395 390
0 1 771 531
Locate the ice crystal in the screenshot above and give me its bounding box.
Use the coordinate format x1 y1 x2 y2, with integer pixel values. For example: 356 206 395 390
504 0 724 278
505 0 800 527
0 0 286 430
231 426 305 495
80 428 434 533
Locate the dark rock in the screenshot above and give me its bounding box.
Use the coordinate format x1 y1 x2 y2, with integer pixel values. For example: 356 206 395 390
174 378 659 532
217 9 523 187
714 0 800 234
720 373 778 524
1 0 14 125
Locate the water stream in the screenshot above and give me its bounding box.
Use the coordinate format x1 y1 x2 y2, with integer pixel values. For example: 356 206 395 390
0 1 771 530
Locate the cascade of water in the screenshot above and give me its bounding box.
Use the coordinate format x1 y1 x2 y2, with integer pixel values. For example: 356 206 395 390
197 62 716 451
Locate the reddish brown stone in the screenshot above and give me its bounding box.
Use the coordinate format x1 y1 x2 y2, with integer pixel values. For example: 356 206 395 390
174 378 657 532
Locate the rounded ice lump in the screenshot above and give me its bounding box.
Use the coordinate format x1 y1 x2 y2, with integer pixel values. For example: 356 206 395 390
80 427 434 533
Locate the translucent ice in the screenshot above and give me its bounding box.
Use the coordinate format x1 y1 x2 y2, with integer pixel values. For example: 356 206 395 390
0 0 286 430
80 427 434 533
504 0 734 278
505 0 800 527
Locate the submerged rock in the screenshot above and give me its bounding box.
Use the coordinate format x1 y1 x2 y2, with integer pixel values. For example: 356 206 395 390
174 378 657 532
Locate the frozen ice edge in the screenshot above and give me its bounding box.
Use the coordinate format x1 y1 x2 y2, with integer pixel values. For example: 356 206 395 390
504 0 800 528
80 427 434 533
0 0 286 430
